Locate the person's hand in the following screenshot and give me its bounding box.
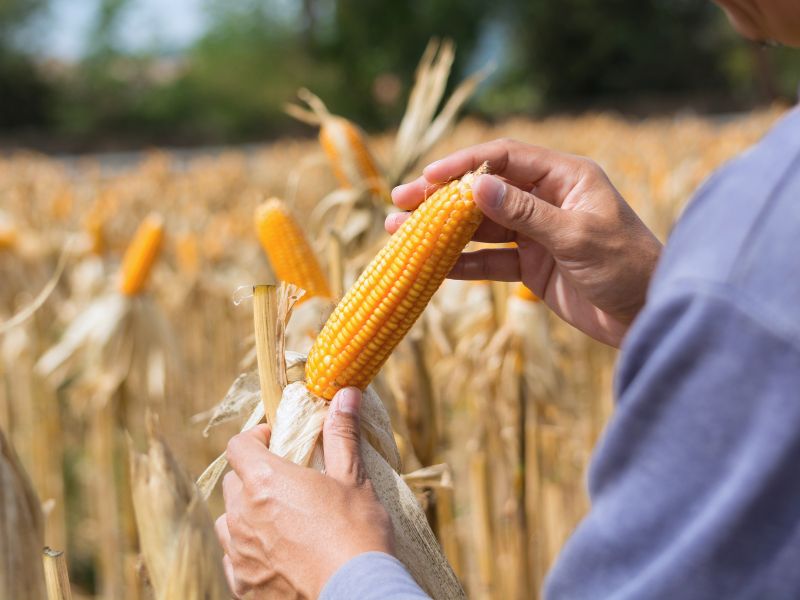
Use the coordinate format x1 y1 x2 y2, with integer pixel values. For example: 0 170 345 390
215 387 394 599
388 139 663 348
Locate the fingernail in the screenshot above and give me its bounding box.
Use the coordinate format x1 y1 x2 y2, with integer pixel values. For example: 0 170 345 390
476 175 505 209
334 387 360 415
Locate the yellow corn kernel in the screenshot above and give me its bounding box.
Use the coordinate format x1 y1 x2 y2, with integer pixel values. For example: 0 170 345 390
319 117 391 202
118 213 164 296
254 199 332 301
514 283 541 303
306 166 486 400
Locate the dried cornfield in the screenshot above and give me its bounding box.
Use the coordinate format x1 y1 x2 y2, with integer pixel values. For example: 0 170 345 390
0 103 786 599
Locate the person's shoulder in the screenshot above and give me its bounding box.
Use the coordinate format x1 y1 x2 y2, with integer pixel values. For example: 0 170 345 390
650 106 800 325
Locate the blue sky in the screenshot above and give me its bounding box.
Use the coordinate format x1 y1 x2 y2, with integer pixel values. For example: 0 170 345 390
41 0 207 59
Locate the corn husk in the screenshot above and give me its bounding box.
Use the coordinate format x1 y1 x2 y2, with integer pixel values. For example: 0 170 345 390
272 377 463 600
0 426 47 599
36 293 176 403
129 415 230 599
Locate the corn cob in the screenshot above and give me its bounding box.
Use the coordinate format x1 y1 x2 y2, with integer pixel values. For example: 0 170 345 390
84 214 105 256
0 226 16 251
118 213 164 296
254 199 332 301
306 165 487 400
288 89 391 203
514 283 541 303
319 118 390 201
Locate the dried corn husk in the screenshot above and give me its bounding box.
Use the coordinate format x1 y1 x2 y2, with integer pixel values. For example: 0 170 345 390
0 427 46 599
36 293 176 403
129 416 230 599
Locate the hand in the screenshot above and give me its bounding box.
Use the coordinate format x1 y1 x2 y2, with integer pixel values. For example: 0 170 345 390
388 138 662 347
215 388 395 599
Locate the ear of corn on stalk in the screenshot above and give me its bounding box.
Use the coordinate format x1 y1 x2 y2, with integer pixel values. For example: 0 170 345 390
130 416 230 599
0 212 17 251
287 89 391 203
84 214 105 256
305 165 487 400
118 213 164 296
254 199 333 301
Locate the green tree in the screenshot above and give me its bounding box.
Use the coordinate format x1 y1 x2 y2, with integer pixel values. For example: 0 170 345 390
508 0 730 104
0 0 51 128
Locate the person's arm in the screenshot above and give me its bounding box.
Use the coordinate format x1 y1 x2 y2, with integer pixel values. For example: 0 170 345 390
544 283 800 599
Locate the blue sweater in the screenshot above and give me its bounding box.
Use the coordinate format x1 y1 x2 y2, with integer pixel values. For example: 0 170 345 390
321 104 800 600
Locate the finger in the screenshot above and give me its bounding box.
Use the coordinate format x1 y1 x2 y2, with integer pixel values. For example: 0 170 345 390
448 249 521 282
472 175 572 252
223 554 241 599
225 425 274 484
423 140 588 205
323 387 366 486
384 211 410 234
215 514 231 554
471 218 516 243
391 176 443 211
222 470 243 508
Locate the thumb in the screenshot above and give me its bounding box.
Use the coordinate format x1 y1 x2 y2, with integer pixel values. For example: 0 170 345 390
472 174 570 250
323 387 366 486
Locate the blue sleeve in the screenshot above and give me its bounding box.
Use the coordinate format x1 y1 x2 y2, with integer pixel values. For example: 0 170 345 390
319 552 430 600
544 282 800 600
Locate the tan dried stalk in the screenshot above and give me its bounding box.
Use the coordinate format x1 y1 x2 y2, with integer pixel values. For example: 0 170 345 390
252 284 282 425
43 547 73 600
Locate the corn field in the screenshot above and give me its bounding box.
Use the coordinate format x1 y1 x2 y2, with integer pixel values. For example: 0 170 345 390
0 103 786 599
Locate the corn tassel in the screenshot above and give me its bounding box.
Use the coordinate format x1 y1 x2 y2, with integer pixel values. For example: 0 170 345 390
254 199 332 301
306 165 487 399
118 213 164 296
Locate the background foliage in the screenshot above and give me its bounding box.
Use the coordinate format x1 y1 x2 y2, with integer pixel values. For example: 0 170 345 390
1 0 798 149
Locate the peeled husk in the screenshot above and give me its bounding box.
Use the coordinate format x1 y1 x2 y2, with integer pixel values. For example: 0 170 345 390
0 426 46 599
272 378 464 600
